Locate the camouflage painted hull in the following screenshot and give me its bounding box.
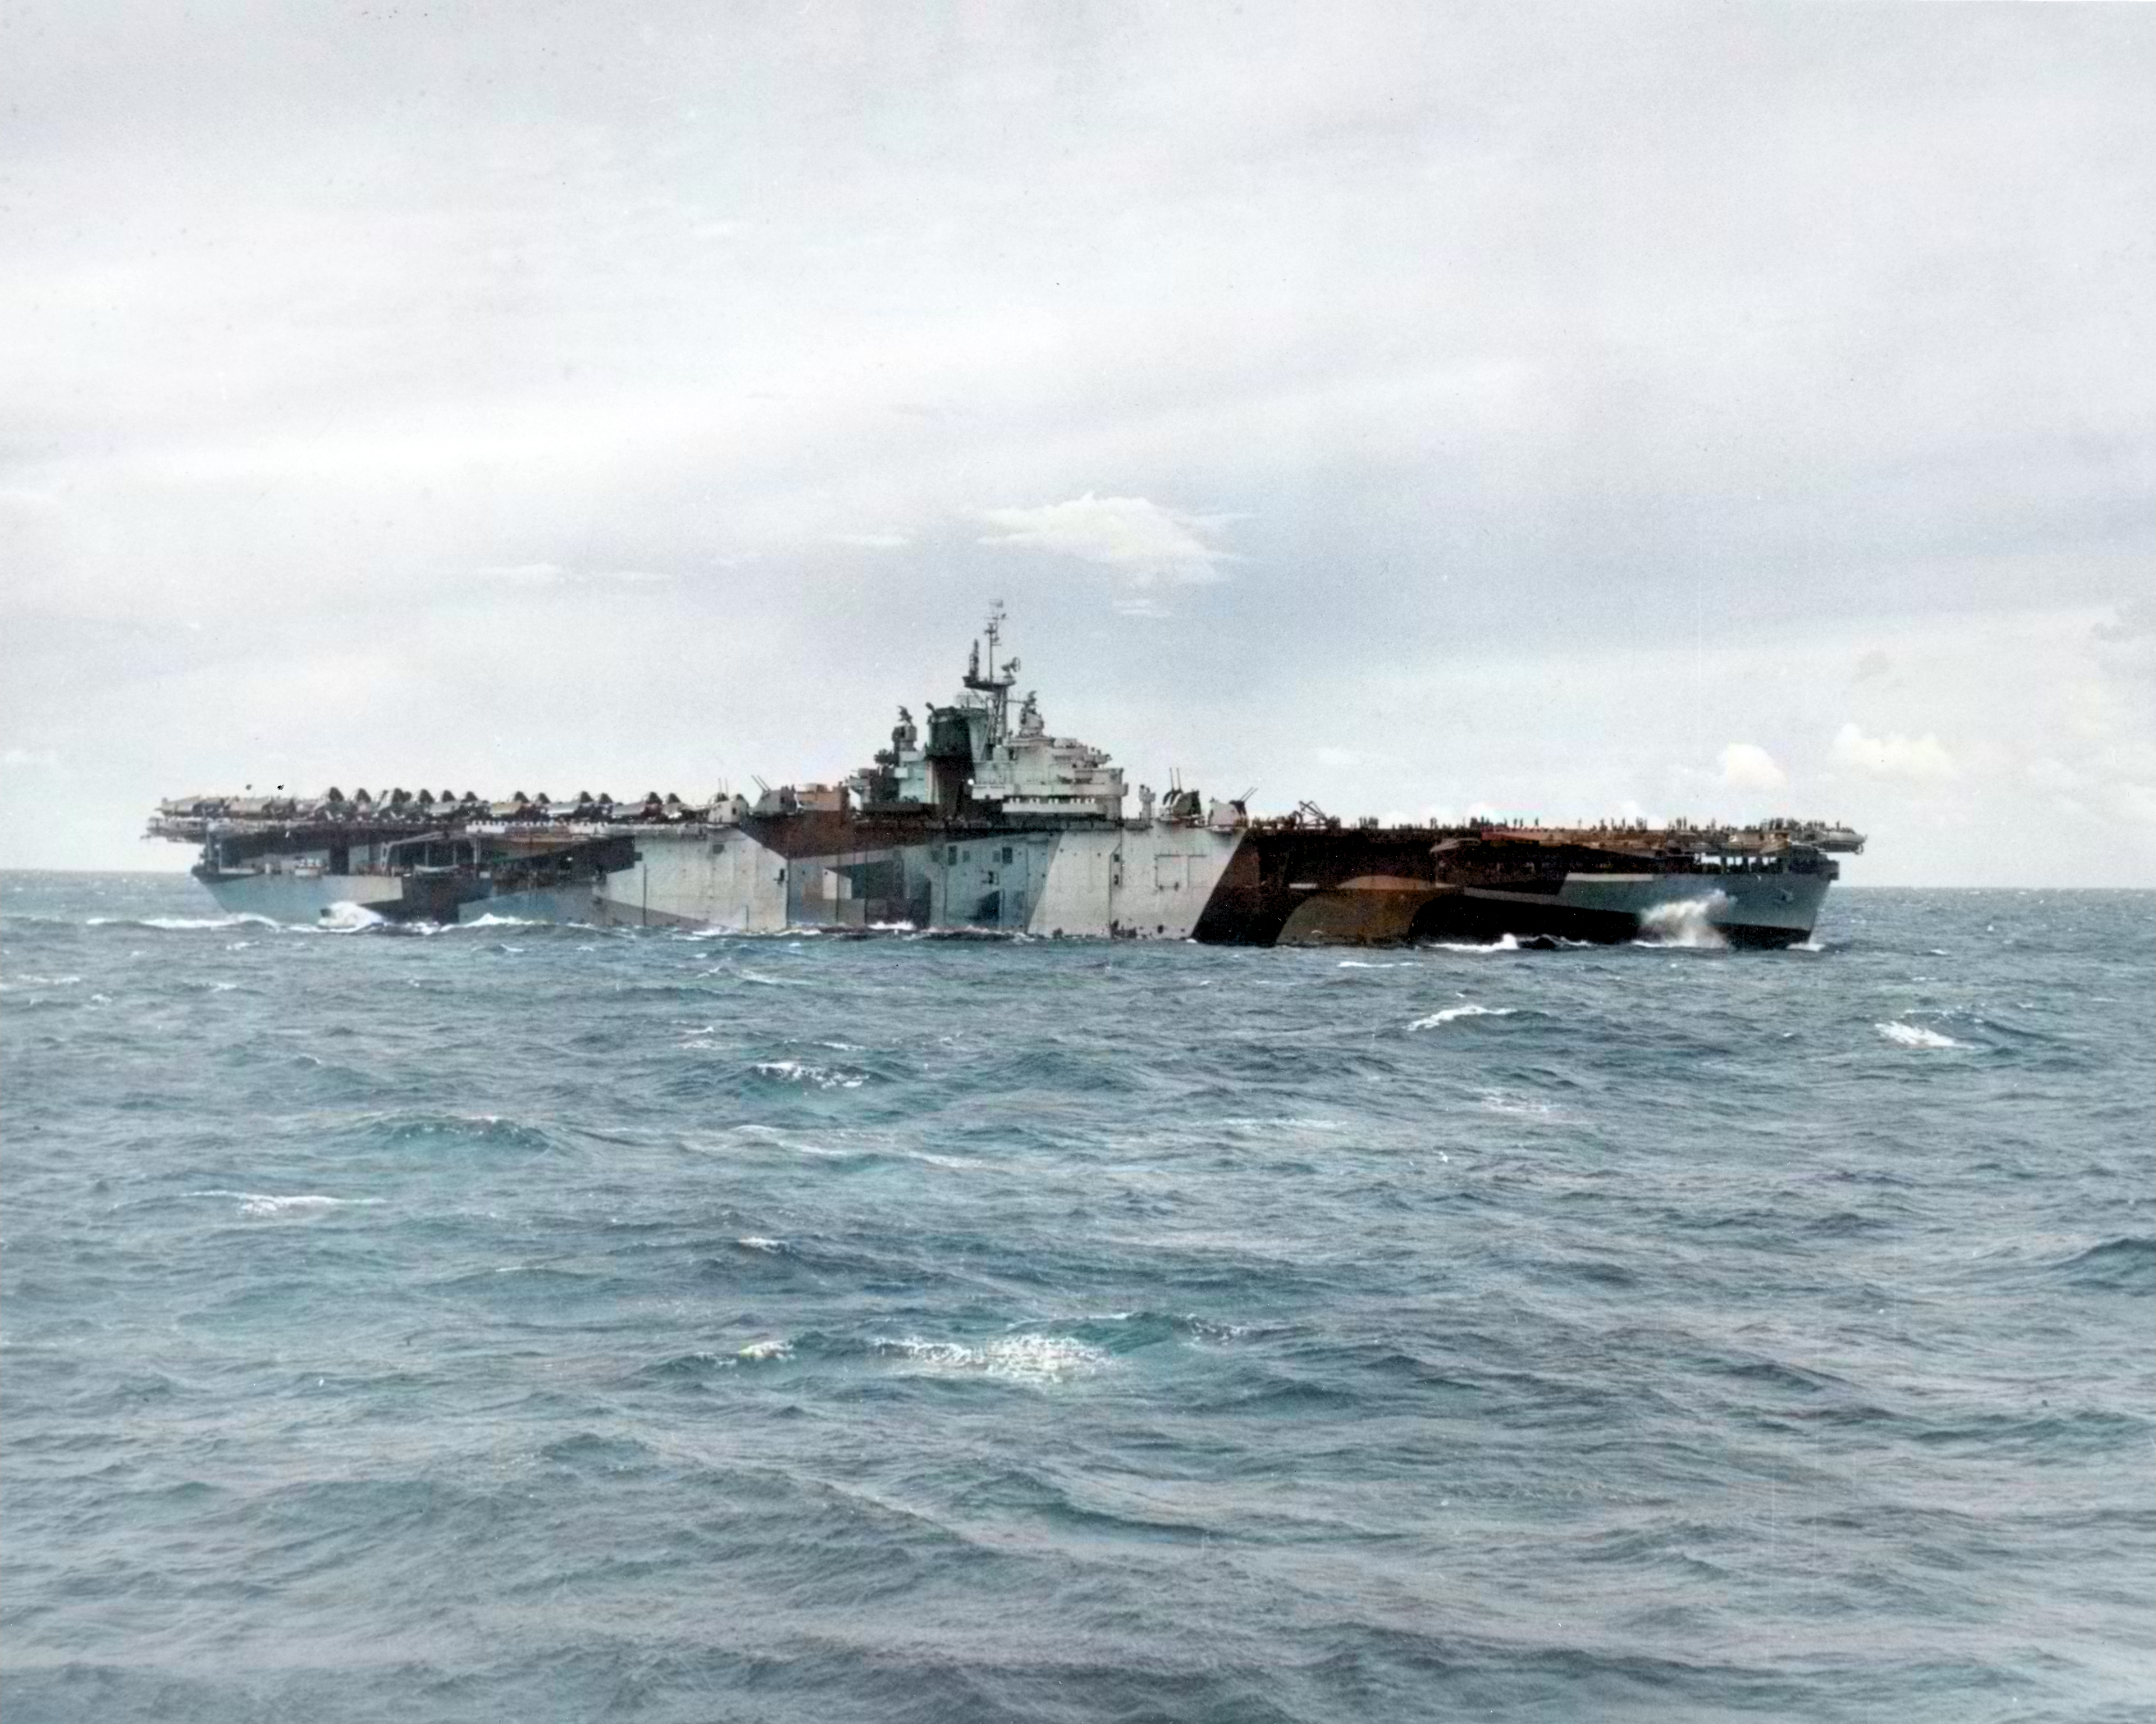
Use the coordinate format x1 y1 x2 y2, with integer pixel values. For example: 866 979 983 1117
198 815 1833 946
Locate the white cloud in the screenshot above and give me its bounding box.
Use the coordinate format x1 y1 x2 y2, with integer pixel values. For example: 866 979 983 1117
829 532 911 550
978 494 1237 587
1831 722 1957 783
1718 742 1787 790
2093 598 2156 689
474 563 669 588
1313 746 1363 768
476 562 570 586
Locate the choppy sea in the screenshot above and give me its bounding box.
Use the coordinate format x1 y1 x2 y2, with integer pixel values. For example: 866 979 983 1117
2 873 2150 1723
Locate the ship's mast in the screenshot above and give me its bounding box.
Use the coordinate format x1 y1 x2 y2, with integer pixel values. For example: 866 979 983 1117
963 600 1017 744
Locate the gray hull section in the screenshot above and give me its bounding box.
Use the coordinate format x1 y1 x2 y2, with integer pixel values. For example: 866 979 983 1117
586 826 1243 938
199 873 406 924
199 874 602 928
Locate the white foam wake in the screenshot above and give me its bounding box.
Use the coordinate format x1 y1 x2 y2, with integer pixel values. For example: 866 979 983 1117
1408 1002 1516 1030
90 914 280 931
1876 1020 1963 1050
314 902 387 933
1635 894 1731 948
1426 933 1520 954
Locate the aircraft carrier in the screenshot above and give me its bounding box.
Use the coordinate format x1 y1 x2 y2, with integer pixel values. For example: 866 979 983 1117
148 610 1864 946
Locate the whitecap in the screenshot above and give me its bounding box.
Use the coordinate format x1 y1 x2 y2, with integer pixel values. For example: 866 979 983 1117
752 1059 865 1090
1408 1003 1516 1030
1478 1089 1555 1116
875 1333 1107 1384
1876 1020 1964 1050
737 969 811 988
736 1235 785 1253
737 1338 793 1362
190 1189 387 1218
898 1148 988 1170
456 913 543 929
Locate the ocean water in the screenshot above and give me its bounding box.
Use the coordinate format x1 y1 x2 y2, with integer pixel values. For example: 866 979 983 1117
2 873 2150 1724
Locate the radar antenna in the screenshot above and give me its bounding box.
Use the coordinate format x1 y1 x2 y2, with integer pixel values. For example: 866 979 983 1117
964 600 1018 741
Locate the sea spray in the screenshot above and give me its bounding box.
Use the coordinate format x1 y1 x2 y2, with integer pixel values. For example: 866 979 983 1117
1636 893 1732 948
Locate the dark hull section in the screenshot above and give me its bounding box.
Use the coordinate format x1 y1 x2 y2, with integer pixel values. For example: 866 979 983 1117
1190 828 1828 948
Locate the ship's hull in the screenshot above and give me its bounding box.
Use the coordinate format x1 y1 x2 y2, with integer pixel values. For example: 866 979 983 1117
194 821 1831 947
199 871 605 927
1191 828 1829 948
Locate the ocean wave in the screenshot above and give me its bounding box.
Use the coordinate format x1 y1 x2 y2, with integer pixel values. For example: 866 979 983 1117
736 968 813 988
1478 1088 1556 1116
1876 1020 1964 1050
2055 1235 2154 1291
752 1059 865 1089
896 1148 990 1170
189 1189 386 1219
737 1338 793 1362
735 1235 787 1253
874 1333 1108 1385
366 1111 570 1154
1408 1002 1516 1030
637 1349 736 1379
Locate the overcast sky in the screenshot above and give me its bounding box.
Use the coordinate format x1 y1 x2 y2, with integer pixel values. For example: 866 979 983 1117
3 2 2150 884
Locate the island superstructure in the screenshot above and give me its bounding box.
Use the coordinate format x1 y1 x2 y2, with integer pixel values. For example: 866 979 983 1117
149 609 1864 945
